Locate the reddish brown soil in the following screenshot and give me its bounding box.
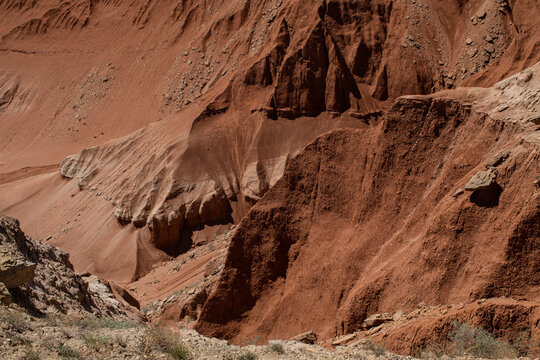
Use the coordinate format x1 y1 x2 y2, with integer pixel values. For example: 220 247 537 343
368 298 540 356
0 0 539 354
195 85 540 344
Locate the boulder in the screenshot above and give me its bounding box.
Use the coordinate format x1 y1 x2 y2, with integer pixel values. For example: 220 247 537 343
331 333 356 346
464 168 497 191
0 282 11 305
291 331 317 344
485 150 510 168
0 217 36 288
362 313 393 329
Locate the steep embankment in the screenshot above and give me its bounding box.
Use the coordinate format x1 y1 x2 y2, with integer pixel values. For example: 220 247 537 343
195 65 540 345
0 1 539 344
1 0 538 285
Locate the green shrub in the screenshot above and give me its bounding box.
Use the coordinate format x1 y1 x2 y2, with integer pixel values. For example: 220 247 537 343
72 316 136 329
168 342 191 360
1 310 30 332
269 342 285 354
139 326 191 359
237 352 257 360
449 321 517 358
421 321 518 359
83 334 111 351
23 347 40 360
363 339 386 356
55 344 82 359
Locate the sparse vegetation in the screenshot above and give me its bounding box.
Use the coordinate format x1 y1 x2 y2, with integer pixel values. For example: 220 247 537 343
168 342 191 360
237 352 257 360
139 326 191 359
363 339 386 357
1 310 30 332
68 316 136 330
23 347 40 360
269 342 285 354
83 334 111 351
55 344 82 359
421 321 518 359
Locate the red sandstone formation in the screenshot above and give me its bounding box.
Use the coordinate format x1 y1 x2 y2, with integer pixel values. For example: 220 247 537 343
0 0 538 355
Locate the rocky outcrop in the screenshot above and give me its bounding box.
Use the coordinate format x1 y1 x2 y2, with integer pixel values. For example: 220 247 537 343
368 298 540 356
0 283 11 305
362 313 393 330
464 169 498 191
290 331 318 344
0 216 35 289
196 65 540 343
0 215 130 317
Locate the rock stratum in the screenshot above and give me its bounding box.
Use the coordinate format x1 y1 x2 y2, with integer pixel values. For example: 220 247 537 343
0 0 539 357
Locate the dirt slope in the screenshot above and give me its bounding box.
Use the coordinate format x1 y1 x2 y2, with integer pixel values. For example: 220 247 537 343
1 0 538 285
0 0 539 350
195 64 540 344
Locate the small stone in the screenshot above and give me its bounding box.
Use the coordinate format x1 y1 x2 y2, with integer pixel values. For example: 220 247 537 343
465 38 473 45
533 176 540 188
331 333 356 346
363 313 393 329
485 34 494 43
464 168 497 191
392 309 406 321
291 331 317 344
477 10 487 19
486 150 510 168
484 44 495 53
517 69 533 85
452 189 464 198
468 48 478 58
496 104 509 112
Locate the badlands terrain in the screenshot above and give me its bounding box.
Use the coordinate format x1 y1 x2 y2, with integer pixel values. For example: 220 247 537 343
0 0 539 359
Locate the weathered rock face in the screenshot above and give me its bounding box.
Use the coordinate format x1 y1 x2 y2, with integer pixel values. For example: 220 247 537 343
0 283 11 305
1 0 535 285
0 215 130 317
195 65 540 343
0 216 35 289
464 168 497 191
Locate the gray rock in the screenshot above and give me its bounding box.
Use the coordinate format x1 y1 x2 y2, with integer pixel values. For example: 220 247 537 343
362 313 393 329
464 168 497 191
291 331 317 344
0 217 36 288
0 282 11 305
485 150 510 168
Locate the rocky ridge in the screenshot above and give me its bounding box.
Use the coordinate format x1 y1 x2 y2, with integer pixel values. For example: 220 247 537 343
0 215 131 317
195 64 540 345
